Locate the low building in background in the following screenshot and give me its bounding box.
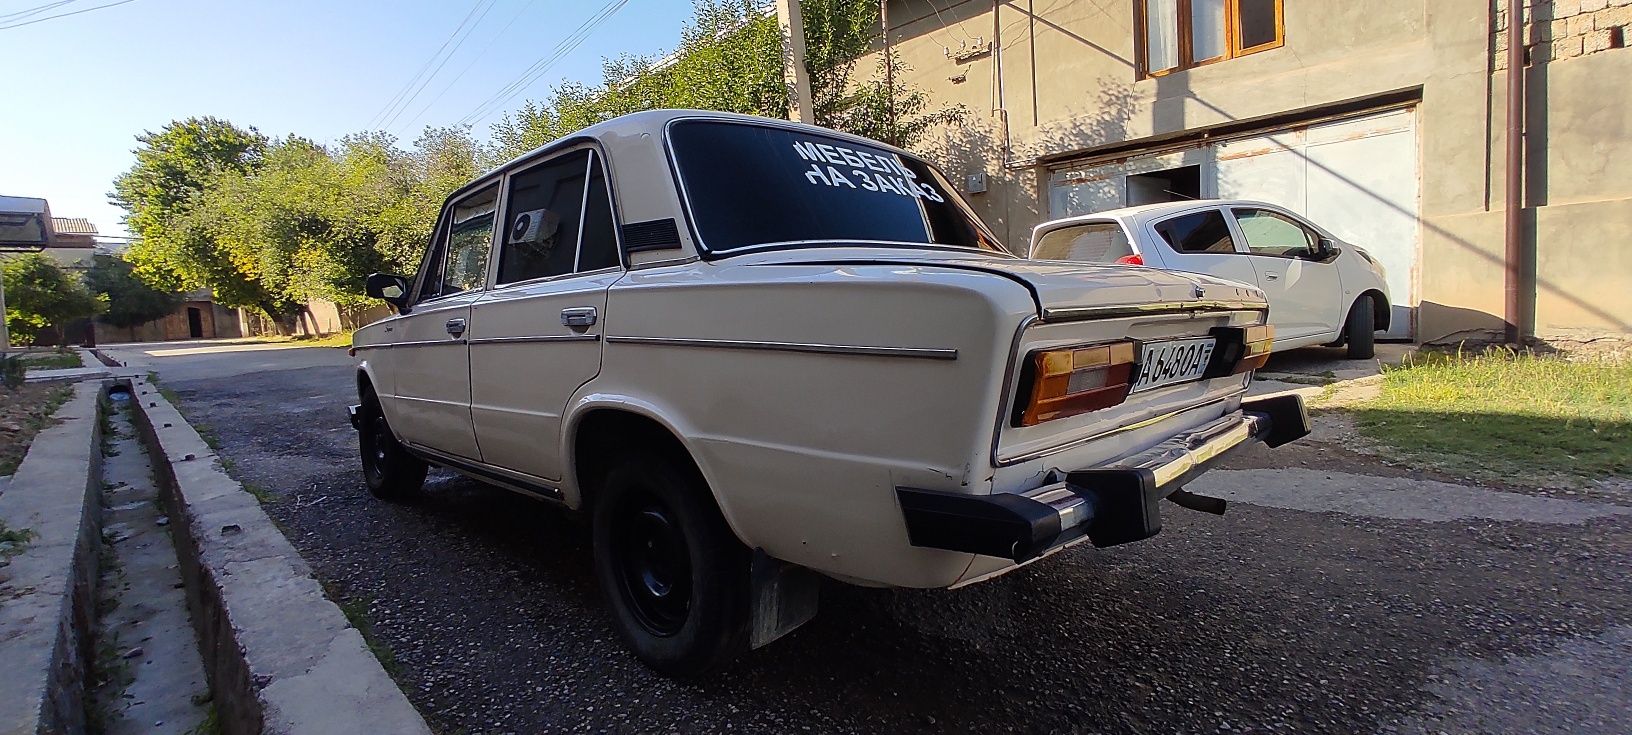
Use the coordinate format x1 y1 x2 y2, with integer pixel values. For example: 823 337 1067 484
889 0 1632 345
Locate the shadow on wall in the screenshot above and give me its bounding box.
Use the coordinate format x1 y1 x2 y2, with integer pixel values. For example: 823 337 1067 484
926 77 1138 247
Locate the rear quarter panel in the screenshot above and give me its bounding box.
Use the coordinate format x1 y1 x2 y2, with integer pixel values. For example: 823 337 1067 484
575 260 1036 587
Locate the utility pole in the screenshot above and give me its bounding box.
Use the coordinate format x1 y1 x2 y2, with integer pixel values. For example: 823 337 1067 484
775 0 815 123
1502 0 1529 344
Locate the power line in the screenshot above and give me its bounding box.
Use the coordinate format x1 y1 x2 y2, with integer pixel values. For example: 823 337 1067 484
456 0 629 128
366 0 491 131
394 0 545 135
0 0 78 22
0 0 135 30
379 0 501 134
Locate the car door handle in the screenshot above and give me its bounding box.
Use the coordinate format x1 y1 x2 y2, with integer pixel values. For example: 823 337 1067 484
1263 271 1281 281
561 307 598 327
445 318 466 337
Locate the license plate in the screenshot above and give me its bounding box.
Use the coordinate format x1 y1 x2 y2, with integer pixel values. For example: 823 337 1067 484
1132 338 1216 393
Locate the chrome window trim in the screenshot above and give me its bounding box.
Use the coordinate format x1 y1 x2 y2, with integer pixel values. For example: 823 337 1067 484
487 266 622 292
603 335 957 360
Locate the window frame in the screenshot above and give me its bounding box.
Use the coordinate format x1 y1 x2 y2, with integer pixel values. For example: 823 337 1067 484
488 143 625 291
412 181 502 305
1134 0 1284 79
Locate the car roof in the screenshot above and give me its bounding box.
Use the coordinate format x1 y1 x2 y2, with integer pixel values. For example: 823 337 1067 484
1033 199 1289 235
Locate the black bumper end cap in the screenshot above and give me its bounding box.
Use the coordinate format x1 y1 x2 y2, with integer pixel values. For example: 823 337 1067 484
896 487 1064 563
1241 393 1311 448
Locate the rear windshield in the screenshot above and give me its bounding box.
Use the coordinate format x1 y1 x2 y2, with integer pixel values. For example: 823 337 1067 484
667 120 1006 255
1032 222 1134 263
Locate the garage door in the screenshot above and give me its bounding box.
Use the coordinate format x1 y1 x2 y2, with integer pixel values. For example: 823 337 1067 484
1215 110 1419 339
1047 108 1421 339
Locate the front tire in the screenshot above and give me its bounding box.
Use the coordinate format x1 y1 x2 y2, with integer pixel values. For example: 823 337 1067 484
358 390 426 500
592 453 749 677
1345 294 1377 360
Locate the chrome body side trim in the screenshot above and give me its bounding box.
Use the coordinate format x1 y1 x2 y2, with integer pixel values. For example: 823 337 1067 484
351 337 466 352
1040 300 1268 323
466 334 601 346
603 335 958 360
988 314 1039 468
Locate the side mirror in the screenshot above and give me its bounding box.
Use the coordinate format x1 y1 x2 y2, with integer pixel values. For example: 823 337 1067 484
366 273 411 314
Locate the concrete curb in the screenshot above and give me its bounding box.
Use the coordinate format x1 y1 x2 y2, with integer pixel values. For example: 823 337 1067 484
126 376 431 735
0 381 105 735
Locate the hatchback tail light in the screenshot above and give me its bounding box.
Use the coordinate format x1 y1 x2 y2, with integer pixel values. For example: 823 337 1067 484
1115 253 1144 266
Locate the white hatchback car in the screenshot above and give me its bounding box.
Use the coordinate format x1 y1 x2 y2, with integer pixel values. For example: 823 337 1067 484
1030 201 1391 358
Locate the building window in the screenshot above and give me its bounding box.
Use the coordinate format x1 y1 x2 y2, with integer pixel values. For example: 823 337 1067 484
1136 0 1283 77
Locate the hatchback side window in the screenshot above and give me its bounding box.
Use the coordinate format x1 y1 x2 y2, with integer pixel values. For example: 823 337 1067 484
1153 209 1236 254
1233 208 1316 258
1032 222 1134 263
421 185 499 301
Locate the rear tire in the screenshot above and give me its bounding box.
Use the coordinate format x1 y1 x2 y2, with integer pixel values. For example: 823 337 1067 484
1345 294 1377 360
592 453 749 677
358 390 426 500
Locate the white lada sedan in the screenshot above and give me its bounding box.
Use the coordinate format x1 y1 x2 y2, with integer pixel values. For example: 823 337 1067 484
1031 201 1392 359
348 110 1309 676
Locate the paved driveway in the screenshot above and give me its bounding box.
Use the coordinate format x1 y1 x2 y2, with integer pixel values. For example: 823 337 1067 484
101 340 1632 735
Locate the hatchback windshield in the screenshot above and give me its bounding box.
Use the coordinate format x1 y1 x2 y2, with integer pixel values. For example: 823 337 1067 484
667 119 1006 255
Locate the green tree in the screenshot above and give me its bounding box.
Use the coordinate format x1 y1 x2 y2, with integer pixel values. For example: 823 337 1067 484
488 0 962 161
84 254 182 328
1 253 103 346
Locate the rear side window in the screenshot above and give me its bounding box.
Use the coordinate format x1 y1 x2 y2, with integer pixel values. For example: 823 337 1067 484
1154 210 1236 254
1032 222 1134 263
498 150 590 284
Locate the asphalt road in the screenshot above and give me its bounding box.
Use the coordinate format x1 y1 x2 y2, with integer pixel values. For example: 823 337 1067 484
102 339 1632 735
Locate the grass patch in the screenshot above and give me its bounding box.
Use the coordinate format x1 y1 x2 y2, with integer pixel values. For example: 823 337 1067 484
0 520 36 559
18 348 82 370
1351 350 1632 484
0 384 73 475
252 331 353 349
333 590 400 676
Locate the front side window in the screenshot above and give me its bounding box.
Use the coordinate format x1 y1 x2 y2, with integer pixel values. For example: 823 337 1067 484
1154 210 1236 254
1138 0 1283 77
1233 208 1316 258
667 120 1005 255
1032 222 1135 263
441 186 498 295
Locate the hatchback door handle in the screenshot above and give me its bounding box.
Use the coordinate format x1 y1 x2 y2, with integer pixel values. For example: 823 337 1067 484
1263 271 1281 281
561 307 598 327
445 318 466 337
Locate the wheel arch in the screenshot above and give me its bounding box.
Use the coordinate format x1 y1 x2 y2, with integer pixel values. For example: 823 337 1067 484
565 398 748 546
1358 289 1390 332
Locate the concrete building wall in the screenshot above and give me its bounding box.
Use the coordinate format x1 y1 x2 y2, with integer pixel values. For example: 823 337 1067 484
884 0 1632 343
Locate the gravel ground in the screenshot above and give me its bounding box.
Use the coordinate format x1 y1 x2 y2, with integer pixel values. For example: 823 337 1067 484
109 342 1632 735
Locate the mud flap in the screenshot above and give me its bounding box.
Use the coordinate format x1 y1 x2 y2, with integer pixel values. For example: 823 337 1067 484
748 549 819 649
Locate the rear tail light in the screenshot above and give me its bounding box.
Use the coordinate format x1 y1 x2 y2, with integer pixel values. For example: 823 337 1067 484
1115 253 1144 265
1232 325 1274 374
1015 342 1137 426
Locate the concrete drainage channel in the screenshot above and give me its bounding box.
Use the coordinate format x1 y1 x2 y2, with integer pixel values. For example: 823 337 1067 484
0 376 429 734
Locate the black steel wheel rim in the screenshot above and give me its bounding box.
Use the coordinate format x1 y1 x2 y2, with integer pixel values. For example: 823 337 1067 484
362 409 388 483
613 490 692 637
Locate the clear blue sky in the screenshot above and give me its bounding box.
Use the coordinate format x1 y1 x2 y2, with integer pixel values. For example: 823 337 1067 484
0 0 696 237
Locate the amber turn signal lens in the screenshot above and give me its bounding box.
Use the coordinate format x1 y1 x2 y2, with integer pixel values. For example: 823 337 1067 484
1017 342 1138 426
1232 325 1274 374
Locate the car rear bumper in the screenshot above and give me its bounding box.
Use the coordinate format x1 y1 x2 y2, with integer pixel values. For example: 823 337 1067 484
896 394 1309 563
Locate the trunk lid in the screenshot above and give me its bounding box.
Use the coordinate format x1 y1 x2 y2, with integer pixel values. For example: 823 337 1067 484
733 245 1266 317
